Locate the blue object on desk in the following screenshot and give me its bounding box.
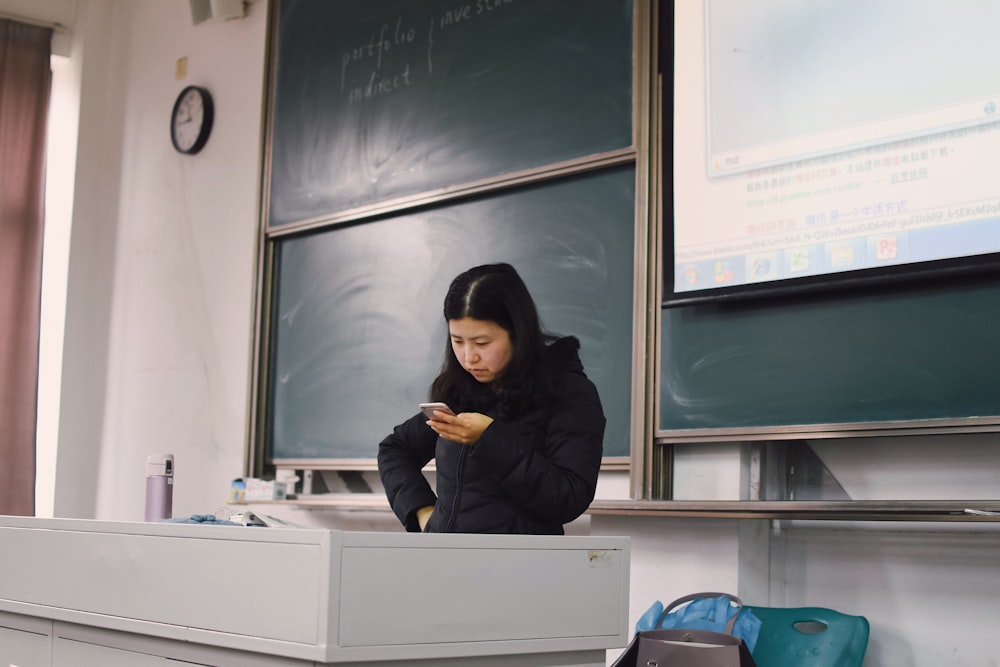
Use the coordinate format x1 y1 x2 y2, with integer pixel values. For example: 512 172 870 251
162 514 241 526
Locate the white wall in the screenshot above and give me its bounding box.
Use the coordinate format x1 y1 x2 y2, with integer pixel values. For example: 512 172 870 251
49 0 266 520
31 2 1000 666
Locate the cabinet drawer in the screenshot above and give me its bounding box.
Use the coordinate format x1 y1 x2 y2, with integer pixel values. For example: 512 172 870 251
53 638 177 667
0 625 51 667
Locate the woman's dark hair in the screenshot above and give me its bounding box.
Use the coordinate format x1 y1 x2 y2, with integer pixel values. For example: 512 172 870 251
430 263 558 415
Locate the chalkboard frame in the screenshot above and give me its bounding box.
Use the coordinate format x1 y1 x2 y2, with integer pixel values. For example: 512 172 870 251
266 0 639 230
248 0 658 473
655 273 1000 443
264 164 640 464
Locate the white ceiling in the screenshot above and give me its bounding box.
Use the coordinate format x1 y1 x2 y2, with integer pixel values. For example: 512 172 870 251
0 0 76 55
0 0 76 29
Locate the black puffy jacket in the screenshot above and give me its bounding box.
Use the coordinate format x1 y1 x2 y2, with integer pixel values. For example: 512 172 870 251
377 337 605 534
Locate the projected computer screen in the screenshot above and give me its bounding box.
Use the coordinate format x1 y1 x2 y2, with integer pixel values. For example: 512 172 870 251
667 0 1000 305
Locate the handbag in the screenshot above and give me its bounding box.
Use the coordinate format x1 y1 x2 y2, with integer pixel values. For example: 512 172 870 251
611 627 756 667
635 592 761 653
611 592 758 667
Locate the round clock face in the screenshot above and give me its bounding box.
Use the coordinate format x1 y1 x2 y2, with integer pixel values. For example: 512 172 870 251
170 86 214 154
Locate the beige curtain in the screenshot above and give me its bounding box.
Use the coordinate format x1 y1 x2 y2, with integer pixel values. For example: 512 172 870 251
0 19 52 516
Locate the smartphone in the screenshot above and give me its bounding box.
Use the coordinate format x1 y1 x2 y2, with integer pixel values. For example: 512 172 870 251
419 402 454 419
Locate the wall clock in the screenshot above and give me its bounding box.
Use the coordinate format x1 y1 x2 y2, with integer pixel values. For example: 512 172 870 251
170 85 214 155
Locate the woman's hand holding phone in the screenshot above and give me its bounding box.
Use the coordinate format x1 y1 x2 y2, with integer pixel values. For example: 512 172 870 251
419 402 493 445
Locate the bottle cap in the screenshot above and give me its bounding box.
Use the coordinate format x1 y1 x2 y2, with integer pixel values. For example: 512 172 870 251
146 453 174 477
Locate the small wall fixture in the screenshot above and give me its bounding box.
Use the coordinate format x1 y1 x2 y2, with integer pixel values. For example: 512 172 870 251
189 0 247 25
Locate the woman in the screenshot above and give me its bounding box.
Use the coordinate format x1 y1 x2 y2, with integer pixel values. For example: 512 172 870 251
377 263 605 534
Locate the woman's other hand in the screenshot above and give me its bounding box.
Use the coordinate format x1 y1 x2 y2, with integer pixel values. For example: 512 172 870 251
415 505 434 530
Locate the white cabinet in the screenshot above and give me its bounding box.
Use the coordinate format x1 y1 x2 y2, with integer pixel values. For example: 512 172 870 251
0 517 630 666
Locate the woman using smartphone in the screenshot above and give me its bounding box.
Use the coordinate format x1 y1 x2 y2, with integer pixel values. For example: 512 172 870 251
377 263 605 534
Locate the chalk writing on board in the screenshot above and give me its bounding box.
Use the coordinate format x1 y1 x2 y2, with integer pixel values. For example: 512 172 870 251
339 0 517 104
340 16 417 103
428 0 516 74
270 0 634 226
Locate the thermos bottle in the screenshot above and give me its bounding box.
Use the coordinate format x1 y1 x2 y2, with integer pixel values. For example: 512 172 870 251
145 453 174 521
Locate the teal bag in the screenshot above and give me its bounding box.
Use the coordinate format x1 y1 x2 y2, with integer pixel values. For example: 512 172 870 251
746 605 869 667
635 592 762 654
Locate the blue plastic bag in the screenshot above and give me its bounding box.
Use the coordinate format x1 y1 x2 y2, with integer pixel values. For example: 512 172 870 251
634 593 762 654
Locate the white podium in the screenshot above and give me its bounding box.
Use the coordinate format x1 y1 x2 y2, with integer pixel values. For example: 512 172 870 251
0 516 629 666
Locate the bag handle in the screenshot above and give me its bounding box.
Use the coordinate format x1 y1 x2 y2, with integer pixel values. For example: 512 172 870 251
654 592 744 634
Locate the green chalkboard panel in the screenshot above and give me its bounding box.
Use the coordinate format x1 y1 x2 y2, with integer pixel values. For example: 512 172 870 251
268 165 635 461
660 276 1000 432
269 0 633 226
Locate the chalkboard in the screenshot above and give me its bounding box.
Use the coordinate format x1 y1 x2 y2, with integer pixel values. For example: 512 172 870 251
267 165 635 461
660 275 1000 432
268 0 633 226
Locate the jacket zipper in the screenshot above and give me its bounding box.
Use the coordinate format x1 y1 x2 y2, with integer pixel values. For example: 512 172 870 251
445 444 469 532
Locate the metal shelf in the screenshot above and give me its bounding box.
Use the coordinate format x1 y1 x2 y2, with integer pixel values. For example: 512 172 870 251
586 499 1000 521
232 494 391 510
237 496 1000 522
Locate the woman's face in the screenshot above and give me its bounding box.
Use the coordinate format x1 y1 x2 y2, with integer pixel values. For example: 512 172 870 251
448 317 513 383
